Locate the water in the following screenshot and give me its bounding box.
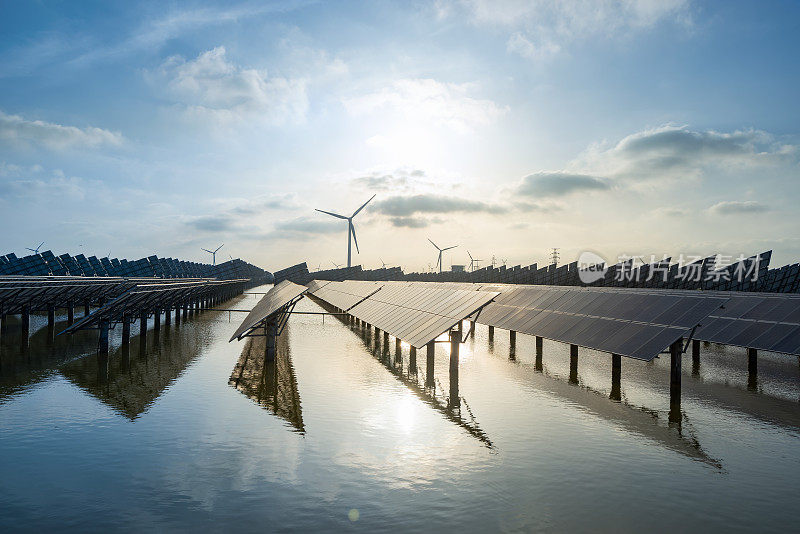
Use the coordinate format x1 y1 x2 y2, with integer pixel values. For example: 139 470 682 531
1 286 799 532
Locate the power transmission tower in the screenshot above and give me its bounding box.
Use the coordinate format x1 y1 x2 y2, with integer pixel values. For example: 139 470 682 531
550 248 560 267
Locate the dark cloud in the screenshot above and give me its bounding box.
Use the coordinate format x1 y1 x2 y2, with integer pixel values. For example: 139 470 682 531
602 126 794 178
352 173 409 191
516 172 610 197
186 215 235 232
373 194 507 217
708 200 771 215
232 194 296 215
350 168 427 191
619 127 763 159
389 216 430 228
274 217 342 234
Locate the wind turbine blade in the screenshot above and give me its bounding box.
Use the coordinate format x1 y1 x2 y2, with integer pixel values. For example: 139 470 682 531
350 222 359 254
427 238 440 250
351 194 376 217
38 242 44 250
315 208 348 220
215 244 224 253
26 248 35 253
202 248 212 253
468 250 473 260
443 245 458 251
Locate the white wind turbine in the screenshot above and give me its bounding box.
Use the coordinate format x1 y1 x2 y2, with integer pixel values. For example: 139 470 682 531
428 238 457 274
315 194 375 268
467 250 483 272
26 241 44 255
201 244 224 265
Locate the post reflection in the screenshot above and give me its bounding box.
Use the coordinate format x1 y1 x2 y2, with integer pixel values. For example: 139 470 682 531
228 326 304 433
352 316 493 448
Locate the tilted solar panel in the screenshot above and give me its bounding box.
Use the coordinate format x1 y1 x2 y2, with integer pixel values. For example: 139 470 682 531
229 281 308 341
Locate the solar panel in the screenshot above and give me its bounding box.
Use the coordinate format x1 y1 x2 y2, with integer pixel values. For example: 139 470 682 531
693 292 800 355
472 285 728 361
315 282 499 348
230 281 308 341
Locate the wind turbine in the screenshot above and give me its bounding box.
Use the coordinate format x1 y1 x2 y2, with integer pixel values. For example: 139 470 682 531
380 258 388 269
315 194 375 268
467 250 483 272
201 244 224 265
331 261 342 269
26 241 44 255
428 238 457 274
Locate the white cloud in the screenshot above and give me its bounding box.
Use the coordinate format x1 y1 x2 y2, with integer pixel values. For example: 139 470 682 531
156 46 309 125
574 124 797 181
515 172 611 197
0 166 95 201
441 0 691 60
708 200 771 215
0 110 123 150
344 78 507 133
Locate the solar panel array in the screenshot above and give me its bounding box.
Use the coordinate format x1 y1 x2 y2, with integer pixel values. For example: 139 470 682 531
230 281 308 341
271 249 798 294
61 278 249 334
473 285 728 361
0 250 271 282
273 262 310 284
308 280 499 348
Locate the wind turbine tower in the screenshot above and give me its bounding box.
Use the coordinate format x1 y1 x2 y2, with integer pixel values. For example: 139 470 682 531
467 250 483 272
201 244 224 266
26 241 44 255
428 239 457 274
316 194 376 268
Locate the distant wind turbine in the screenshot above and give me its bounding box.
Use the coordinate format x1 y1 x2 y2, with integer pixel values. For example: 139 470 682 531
467 250 483 272
428 238 457 274
201 244 224 265
380 258 388 269
315 194 376 268
331 261 342 269
26 241 44 255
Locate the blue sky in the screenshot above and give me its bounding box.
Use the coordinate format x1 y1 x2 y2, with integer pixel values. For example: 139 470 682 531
1 0 798 271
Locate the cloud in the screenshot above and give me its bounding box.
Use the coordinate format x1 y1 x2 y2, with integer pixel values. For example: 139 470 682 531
344 78 507 133
441 0 691 61
156 46 308 125
388 216 444 228
274 217 342 235
186 215 236 232
708 200 771 215
515 172 611 197
373 194 507 217
576 125 796 180
0 110 123 150
0 167 96 201
350 168 428 191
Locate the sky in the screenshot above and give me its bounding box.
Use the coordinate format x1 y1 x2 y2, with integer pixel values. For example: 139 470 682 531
1 0 799 272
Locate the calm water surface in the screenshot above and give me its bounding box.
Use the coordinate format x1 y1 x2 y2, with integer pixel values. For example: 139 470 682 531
1 285 799 532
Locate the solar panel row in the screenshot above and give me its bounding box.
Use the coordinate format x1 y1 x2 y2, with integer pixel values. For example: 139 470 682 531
230 281 308 341
309 280 498 348
0 250 270 281
276 249 798 294
61 278 250 334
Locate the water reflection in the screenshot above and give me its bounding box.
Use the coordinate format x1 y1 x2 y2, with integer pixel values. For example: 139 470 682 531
494 349 722 467
343 314 494 449
228 326 305 433
0 317 97 402
59 317 211 420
